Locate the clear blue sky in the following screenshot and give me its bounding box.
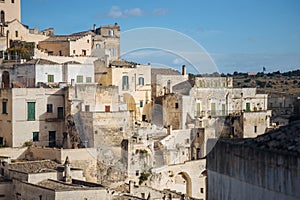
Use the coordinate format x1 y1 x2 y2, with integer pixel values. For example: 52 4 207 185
22 0 300 73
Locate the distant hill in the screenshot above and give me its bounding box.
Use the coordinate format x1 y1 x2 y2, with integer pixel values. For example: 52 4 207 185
231 70 300 97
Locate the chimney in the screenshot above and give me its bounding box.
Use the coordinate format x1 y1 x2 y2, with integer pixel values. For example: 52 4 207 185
93 24 96 31
182 65 186 76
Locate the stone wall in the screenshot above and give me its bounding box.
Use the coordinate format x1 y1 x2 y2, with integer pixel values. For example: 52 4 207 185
0 181 13 200
207 140 300 200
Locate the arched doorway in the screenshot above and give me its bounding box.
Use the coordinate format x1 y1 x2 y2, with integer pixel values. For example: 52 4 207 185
1 71 10 88
123 93 136 119
178 172 192 196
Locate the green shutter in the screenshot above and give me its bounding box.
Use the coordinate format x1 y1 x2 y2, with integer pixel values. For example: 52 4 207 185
77 75 83 83
33 132 39 141
196 103 201 116
86 77 92 83
48 75 54 82
246 103 251 112
222 104 226 116
27 102 35 120
211 103 216 116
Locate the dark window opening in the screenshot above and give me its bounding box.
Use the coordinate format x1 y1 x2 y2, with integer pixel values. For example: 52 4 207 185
57 107 64 119
33 132 39 142
47 104 53 113
175 103 179 109
2 101 7 114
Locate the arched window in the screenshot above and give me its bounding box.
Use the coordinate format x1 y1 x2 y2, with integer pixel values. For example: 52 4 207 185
0 11 5 23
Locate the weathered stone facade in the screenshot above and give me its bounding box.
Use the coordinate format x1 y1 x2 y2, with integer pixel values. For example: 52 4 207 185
207 121 300 200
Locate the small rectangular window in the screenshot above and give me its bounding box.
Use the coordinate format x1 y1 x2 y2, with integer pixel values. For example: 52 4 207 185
109 30 114 36
136 170 139 176
77 75 83 83
33 132 39 142
175 103 179 109
105 105 110 112
27 102 35 121
57 107 64 119
15 31 18 37
122 76 129 90
2 101 7 114
73 50 76 54
140 101 143 107
48 75 54 83
85 105 90 112
86 77 92 83
47 104 53 113
12 0 15 3
254 126 257 133
138 77 144 86
110 48 116 57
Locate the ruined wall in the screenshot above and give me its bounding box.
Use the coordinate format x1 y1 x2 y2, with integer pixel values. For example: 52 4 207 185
207 140 300 200
163 94 182 130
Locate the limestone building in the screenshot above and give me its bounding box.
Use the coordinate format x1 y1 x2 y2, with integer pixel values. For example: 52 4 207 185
0 87 65 147
95 60 152 122
0 0 21 23
0 157 114 200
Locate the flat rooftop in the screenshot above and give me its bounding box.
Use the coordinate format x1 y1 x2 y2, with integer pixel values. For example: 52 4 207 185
9 160 59 174
37 179 105 191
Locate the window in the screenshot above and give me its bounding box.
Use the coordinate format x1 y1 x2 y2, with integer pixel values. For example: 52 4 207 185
87 39 89 43
200 188 204 194
12 0 15 3
2 101 7 114
86 77 92 83
57 107 64 119
246 102 251 112
27 102 35 121
47 104 53 113
211 103 216 116
73 50 76 54
110 48 116 57
138 77 144 86
15 31 18 37
254 126 257 133
33 132 39 142
175 103 179 109
0 11 4 23
77 75 83 83
96 44 100 49
82 50 86 56
222 104 226 116
109 30 114 36
85 105 90 112
59 50 62 56
196 102 201 116
122 76 129 90
136 170 139 176
105 105 110 112
140 101 143 107
48 75 54 83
